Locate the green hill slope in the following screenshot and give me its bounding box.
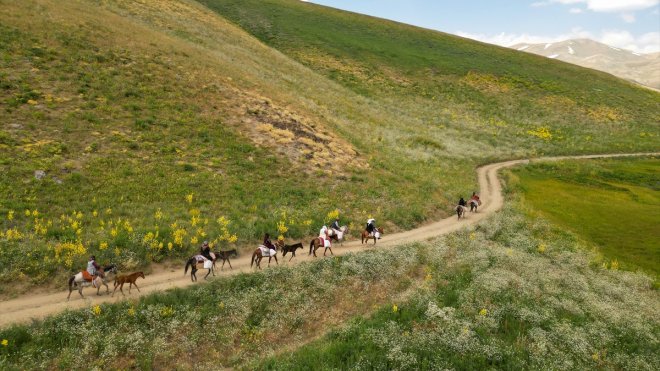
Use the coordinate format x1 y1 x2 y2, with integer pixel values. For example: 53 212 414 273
200 0 660 153
0 0 658 285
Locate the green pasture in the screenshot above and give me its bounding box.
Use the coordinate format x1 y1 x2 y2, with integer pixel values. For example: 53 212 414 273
512 157 659 276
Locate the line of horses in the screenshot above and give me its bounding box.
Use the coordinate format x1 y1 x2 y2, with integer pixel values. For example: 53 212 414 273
66 225 388 299
456 199 480 220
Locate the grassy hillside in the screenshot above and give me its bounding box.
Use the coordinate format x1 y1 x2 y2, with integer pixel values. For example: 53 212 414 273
1 0 658 285
199 0 660 155
511 157 659 276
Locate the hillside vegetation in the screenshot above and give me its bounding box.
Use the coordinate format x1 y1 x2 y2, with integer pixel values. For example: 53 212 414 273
1 204 657 369
1 0 658 285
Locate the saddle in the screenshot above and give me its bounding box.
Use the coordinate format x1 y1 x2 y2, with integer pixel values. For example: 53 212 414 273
81 270 94 281
259 245 276 257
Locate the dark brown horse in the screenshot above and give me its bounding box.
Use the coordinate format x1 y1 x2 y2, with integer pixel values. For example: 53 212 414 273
468 199 480 212
309 237 333 257
456 205 467 220
213 249 238 270
361 227 383 244
277 241 303 261
250 246 278 269
112 271 145 296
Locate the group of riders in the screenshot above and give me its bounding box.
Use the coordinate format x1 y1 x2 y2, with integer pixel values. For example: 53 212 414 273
81 193 478 278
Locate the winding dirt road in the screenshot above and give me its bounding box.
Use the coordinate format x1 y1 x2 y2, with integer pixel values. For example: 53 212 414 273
0 153 656 327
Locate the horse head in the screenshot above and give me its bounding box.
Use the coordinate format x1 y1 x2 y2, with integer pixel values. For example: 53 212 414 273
103 264 118 275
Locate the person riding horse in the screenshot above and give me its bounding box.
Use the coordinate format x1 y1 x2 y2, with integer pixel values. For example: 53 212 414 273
366 218 376 235
458 197 467 208
319 225 331 247
87 255 103 279
331 218 341 234
470 192 480 204
263 233 277 257
200 241 213 261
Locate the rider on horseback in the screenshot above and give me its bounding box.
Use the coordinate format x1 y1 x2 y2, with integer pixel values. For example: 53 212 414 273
470 192 480 204
87 255 102 279
331 218 341 233
458 197 467 207
319 225 331 247
200 241 212 261
263 233 277 256
366 218 376 235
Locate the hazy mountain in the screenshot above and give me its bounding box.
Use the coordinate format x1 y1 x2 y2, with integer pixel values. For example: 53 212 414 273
511 39 660 90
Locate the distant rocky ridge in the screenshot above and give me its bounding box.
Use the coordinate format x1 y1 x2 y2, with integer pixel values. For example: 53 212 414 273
511 39 659 90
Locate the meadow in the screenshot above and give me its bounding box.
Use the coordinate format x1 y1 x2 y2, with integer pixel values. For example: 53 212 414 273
1 200 657 369
511 157 659 277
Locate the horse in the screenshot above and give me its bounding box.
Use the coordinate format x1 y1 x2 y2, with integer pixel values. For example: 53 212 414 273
67 264 117 301
277 241 303 261
184 255 214 282
309 236 334 257
456 205 467 220
112 271 145 297
468 199 480 212
361 227 383 244
213 249 238 270
250 245 278 269
327 225 349 245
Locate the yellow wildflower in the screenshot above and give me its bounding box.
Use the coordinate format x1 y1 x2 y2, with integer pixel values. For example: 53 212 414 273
25 209 31 217
91 305 101 316
92 210 98 217
479 308 488 316
7 210 14 220
1 339 7 346
392 304 398 313
185 193 194 204
155 208 162 220
27 99 38 105
191 236 198 245
278 235 285 241
127 307 136 316
167 242 173 250
538 243 546 253
100 242 108 250
469 232 476 240
611 259 619 270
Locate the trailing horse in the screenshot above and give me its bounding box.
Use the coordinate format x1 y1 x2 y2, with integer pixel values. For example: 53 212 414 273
309 237 333 257
251 245 278 269
468 199 480 212
67 264 117 300
112 271 145 296
361 227 383 244
213 249 238 270
277 241 303 261
184 255 214 282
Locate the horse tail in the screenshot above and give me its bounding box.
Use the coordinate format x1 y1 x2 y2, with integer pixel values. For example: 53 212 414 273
68 275 75 288
309 239 314 255
184 258 192 275
250 251 256 268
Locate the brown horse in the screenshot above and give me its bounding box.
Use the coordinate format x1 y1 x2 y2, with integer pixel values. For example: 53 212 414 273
309 237 333 257
456 205 467 220
361 227 383 244
277 241 303 261
212 249 238 270
250 246 278 269
112 271 145 296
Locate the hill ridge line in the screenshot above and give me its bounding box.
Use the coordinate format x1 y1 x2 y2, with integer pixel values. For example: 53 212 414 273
0 152 657 327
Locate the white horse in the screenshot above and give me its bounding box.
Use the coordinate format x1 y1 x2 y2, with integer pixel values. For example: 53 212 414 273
67 264 117 300
327 225 349 245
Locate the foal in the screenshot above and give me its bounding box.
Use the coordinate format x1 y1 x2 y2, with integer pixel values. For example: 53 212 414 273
112 271 145 296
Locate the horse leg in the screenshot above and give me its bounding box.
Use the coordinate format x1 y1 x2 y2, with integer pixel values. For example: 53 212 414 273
128 282 132 294
273 255 278 265
112 282 120 297
289 251 294 262
226 258 233 270
204 269 211 280
325 246 333 256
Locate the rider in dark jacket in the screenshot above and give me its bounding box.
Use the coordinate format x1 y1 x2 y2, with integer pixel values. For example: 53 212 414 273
458 197 467 207
200 241 212 261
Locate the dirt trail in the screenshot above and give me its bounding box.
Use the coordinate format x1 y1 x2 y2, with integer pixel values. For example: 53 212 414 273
0 152 656 327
